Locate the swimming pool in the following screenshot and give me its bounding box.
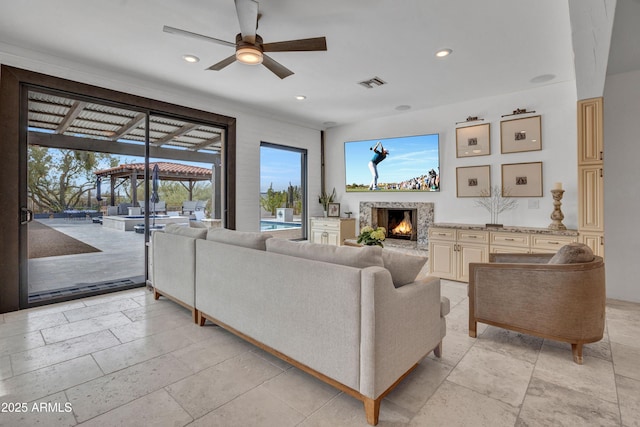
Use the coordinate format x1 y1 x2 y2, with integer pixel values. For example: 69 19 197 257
260 221 301 231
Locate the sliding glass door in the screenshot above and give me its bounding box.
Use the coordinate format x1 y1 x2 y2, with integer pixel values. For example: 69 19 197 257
22 89 225 307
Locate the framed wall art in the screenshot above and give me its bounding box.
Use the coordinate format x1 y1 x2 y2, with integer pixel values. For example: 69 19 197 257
501 162 543 197
456 165 491 197
327 202 340 217
500 115 541 154
456 123 490 157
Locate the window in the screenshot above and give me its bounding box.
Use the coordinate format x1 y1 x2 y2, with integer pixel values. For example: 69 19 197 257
260 142 307 240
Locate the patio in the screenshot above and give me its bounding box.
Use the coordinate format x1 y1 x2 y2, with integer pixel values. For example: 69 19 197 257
28 218 146 297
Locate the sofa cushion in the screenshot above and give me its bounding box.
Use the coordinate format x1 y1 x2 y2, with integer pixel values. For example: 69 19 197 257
207 228 272 251
164 223 207 239
548 243 595 264
266 239 384 269
381 250 428 287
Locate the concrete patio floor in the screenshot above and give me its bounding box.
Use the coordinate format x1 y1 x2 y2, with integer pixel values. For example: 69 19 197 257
28 219 146 296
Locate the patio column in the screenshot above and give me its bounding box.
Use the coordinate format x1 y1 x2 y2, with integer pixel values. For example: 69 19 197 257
131 172 137 207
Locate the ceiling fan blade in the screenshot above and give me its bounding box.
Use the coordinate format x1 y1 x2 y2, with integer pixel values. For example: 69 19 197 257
163 25 235 48
206 55 237 71
234 0 259 44
262 37 327 52
262 54 294 79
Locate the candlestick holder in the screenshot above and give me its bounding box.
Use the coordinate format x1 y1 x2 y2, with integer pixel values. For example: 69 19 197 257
549 189 566 230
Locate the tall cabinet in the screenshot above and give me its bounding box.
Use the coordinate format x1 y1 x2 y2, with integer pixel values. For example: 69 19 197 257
577 98 605 257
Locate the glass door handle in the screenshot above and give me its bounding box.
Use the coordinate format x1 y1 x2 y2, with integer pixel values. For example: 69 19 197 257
21 207 33 225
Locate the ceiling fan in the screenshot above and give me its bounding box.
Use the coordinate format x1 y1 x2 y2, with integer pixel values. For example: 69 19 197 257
163 0 327 79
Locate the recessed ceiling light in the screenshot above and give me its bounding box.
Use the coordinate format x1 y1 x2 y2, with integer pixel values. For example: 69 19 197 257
182 54 200 63
295 95 307 100
435 48 452 58
395 105 411 111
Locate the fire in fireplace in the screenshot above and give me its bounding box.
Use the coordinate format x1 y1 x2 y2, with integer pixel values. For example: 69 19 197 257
377 208 417 241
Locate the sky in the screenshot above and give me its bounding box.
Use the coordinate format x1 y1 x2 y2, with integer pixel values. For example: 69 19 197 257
344 133 440 186
260 146 302 192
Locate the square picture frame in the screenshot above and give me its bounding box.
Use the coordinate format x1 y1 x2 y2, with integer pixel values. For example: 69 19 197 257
456 123 490 157
501 162 543 197
500 115 542 154
456 165 491 197
327 202 340 217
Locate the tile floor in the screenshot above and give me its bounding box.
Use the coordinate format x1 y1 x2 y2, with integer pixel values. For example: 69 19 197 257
1 280 639 426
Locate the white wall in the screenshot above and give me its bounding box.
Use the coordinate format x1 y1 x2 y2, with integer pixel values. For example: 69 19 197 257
0 52 321 233
234 113 320 231
324 81 579 229
603 68 640 303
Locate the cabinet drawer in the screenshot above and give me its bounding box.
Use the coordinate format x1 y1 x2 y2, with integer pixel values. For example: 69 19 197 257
311 220 340 231
490 231 529 247
531 235 577 251
457 230 488 244
490 245 530 254
429 228 456 241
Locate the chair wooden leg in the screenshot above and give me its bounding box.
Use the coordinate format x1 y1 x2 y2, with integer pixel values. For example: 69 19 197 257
433 341 443 358
469 320 477 338
153 289 160 300
364 397 381 426
571 343 584 364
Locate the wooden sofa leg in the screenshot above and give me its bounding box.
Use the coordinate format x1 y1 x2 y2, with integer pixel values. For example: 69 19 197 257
198 312 206 326
571 343 584 365
433 341 443 358
192 309 199 324
364 397 381 426
153 289 160 300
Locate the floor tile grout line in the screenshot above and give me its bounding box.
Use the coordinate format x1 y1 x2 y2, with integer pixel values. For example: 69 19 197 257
294 390 344 426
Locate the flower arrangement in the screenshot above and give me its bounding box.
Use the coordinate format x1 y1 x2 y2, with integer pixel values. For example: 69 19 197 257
357 226 386 247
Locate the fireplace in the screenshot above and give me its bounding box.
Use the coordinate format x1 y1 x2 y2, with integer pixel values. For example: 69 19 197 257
377 208 417 241
359 201 434 249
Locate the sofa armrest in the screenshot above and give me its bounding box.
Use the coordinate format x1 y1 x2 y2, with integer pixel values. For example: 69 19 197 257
359 267 443 399
152 232 197 308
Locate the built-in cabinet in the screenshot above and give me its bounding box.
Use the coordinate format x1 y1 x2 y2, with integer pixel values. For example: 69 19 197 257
429 224 578 283
577 97 605 257
309 217 356 246
428 228 489 282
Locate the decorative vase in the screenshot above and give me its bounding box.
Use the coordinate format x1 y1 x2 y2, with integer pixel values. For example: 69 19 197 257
323 210 328 217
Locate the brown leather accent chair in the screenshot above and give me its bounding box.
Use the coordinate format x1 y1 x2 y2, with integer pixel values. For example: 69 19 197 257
468 253 605 364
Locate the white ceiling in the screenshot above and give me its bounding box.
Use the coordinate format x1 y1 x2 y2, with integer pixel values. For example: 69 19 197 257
0 0 615 130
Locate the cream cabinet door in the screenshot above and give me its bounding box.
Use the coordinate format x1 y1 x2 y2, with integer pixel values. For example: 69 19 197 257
578 165 604 231
577 98 604 165
580 232 605 258
429 240 456 280
457 243 488 283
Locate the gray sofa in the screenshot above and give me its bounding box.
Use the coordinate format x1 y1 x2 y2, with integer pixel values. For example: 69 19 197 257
153 227 448 425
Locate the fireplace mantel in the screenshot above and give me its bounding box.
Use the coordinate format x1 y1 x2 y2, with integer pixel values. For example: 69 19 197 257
359 201 434 249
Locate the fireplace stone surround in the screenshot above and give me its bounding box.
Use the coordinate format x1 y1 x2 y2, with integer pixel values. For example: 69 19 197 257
359 201 434 249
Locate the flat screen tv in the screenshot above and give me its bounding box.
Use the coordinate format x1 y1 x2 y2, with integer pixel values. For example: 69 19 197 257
344 133 440 192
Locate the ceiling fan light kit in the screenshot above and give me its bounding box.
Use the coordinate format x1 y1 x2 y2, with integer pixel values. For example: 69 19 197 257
164 0 327 79
236 46 263 65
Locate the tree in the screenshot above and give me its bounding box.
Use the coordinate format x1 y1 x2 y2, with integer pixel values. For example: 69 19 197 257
286 182 303 214
28 146 117 213
260 183 286 215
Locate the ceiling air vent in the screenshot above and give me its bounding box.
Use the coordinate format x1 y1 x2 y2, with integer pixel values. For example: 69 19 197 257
358 76 387 89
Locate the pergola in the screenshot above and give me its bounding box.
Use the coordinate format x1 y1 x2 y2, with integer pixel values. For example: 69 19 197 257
94 162 213 208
